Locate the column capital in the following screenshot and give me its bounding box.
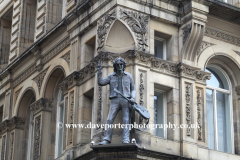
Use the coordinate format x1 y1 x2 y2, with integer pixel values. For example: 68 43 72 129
30 98 53 115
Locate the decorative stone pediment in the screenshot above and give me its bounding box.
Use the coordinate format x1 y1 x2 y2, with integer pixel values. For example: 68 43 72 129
97 7 150 54
30 98 53 115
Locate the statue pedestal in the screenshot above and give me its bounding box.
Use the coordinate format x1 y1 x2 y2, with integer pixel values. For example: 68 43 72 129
76 143 192 160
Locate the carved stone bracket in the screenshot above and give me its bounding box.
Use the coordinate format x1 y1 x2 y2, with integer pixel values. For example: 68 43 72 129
30 98 53 115
33 67 49 93
97 9 116 52
178 63 211 84
120 9 149 52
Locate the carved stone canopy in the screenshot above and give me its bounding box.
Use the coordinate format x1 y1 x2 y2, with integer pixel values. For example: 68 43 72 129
30 98 53 115
97 8 150 53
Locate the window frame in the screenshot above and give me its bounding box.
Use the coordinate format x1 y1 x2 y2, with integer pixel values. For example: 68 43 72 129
54 89 65 158
154 88 167 139
154 36 167 60
206 64 234 154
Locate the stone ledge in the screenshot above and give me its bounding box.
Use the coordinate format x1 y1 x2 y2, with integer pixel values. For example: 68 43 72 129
75 143 193 160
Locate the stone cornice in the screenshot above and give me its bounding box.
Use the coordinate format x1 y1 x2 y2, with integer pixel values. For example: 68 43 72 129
0 117 25 134
205 26 240 46
178 63 211 84
30 98 53 115
61 51 211 92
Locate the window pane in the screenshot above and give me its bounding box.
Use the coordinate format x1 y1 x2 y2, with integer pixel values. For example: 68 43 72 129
206 68 229 90
154 92 164 137
154 39 164 59
57 105 64 157
216 92 231 153
206 89 214 150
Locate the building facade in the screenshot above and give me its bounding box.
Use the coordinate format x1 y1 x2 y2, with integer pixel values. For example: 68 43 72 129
0 0 240 159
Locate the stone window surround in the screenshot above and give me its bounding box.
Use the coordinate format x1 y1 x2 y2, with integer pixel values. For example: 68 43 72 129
206 64 234 154
154 36 167 60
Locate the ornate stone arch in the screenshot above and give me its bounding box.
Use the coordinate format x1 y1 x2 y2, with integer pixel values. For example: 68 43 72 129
41 66 66 99
14 87 36 117
40 59 69 98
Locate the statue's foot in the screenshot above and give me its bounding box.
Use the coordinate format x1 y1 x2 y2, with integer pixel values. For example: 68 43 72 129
98 140 110 145
122 140 130 144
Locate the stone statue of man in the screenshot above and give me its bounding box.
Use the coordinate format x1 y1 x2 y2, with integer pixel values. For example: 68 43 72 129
97 57 136 145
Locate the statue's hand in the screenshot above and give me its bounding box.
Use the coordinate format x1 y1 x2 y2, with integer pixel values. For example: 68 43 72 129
129 98 135 105
97 60 102 72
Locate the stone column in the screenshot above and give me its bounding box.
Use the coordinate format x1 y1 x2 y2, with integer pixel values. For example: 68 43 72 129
7 117 25 160
0 120 9 160
30 98 53 160
179 63 210 159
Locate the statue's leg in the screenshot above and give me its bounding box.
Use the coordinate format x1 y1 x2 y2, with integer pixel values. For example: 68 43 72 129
121 98 130 143
103 98 120 143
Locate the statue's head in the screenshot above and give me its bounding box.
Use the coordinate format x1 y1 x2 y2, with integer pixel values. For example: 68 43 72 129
113 57 126 72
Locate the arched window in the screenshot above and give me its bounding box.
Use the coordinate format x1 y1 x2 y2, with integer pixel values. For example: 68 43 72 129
206 65 234 153
55 89 65 158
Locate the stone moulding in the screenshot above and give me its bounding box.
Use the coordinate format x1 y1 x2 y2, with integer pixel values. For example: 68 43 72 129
42 36 70 64
205 26 240 47
97 86 102 129
34 115 41 160
97 9 116 52
178 63 211 84
120 9 149 52
197 89 202 140
61 51 211 91
13 63 36 87
30 98 53 115
0 117 25 134
186 84 191 136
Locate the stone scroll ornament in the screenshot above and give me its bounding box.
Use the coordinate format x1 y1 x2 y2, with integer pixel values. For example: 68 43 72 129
97 10 116 52
120 9 149 51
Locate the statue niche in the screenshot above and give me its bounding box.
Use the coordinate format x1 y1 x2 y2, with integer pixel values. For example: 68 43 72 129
104 20 135 53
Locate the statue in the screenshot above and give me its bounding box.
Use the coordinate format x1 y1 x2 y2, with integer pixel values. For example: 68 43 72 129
97 57 136 144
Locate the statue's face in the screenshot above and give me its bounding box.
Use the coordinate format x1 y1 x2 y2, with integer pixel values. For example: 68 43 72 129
116 61 124 71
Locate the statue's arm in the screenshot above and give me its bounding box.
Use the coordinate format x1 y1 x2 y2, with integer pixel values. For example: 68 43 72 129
97 60 110 86
97 71 110 86
130 75 136 100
